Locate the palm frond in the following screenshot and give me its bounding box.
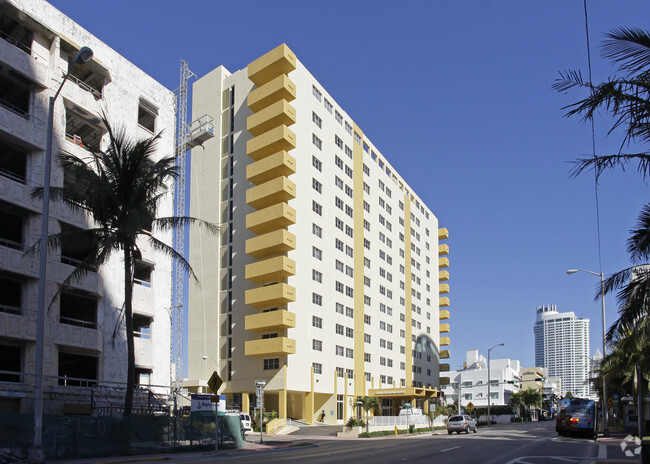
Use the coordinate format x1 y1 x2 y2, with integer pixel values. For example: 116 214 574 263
569 152 650 181
602 27 650 75
627 204 650 262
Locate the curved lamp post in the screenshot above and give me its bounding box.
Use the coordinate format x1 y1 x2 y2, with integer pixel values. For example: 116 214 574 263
487 343 504 426
566 268 608 434
31 46 94 464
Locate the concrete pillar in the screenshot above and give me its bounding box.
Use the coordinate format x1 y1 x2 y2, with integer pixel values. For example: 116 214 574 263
305 366 314 424
242 392 250 414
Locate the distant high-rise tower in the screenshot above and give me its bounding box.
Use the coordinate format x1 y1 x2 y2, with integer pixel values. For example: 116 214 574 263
534 305 590 398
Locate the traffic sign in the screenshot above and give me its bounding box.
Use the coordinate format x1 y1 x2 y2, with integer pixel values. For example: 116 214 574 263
466 402 474 412
208 371 223 395
255 379 267 387
608 397 614 407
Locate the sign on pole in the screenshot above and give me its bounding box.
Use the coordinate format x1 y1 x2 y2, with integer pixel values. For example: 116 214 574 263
208 371 223 395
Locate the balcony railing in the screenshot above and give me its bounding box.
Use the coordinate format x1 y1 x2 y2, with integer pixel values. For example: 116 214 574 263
0 303 21 315
67 73 103 99
57 375 98 387
0 167 26 184
0 237 24 251
0 368 22 383
0 30 31 56
59 315 97 330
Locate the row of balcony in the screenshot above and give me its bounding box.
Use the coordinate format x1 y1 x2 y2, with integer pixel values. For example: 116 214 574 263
244 44 298 357
438 228 451 378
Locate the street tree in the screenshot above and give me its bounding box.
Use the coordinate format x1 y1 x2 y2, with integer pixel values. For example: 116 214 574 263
357 396 381 434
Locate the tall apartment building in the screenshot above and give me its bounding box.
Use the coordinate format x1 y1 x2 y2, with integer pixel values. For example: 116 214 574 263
186 44 450 424
534 305 590 398
0 0 175 414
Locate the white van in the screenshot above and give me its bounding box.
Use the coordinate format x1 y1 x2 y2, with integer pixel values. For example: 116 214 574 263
399 407 423 416
240 413 252 432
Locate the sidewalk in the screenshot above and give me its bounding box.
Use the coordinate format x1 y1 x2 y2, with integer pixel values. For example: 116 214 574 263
54 439 298 464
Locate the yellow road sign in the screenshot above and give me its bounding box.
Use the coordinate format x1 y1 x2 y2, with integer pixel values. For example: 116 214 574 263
608 397 614 407
466 402 474 412
208 371 223 395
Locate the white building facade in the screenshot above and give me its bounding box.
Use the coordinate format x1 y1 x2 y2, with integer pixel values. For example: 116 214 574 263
534 305 590 398
441 350 521 409
186 44 451 424
0 0 175 415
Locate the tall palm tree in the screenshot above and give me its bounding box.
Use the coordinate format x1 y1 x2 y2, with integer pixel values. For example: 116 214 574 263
602 205 650 341
554 27 650 180
33 116 217 415
555 27 650 346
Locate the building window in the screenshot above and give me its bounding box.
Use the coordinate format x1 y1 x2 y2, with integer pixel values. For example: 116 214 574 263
364 333 371 343
263 358 279 370
324 98 333 113
312 85 322 101
336 281 344 293
312 223 322 238
312 134 322 150
312 269 322 283
335 110 343 124
364 314 371 324
336 324 344 335
345 348 354 358
312 293 323 306
313 178 322 193
138 100 158 133
365 353 371 362
345 286 353 298
312 247 323 260
312 316 322 328
313 155 322 171
313 363 322 374
346 327 354 338
312 201 322 215
335 135 343 149
312 111 322 128
313 339 322 351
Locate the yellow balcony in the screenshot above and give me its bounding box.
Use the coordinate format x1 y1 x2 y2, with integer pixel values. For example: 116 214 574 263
246 229 296 259
246 256 296 283
248 43 297 87
439 363 450 372
439 310 450 320
245 309 296 332
439 377 450 385
440 337 450 346
439 257 449 268
245 283 296 308
247 150 296 185
438 244 449 256
247 125 296 160
246 202 295 234
439 270 449 281
246 176 296 210
438 228 449 240
440 350 450 359
247 100 296 136
439 283 450 294
439 297 450 307
439 323 450 333
245 336 296 357
248 75 296 112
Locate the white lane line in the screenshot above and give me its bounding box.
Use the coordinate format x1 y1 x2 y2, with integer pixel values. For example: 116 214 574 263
597 444 607 459
441 446 460 452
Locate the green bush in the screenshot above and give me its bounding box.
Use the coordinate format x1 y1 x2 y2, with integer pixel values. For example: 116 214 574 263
346 417 365 427
358 427 433 438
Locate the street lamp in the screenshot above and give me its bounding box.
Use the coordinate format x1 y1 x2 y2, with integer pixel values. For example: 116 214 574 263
487 343 504 426
30 46 94 464
566 268 608 434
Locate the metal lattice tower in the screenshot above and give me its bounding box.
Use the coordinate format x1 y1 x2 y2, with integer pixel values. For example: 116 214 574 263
172 60 195 382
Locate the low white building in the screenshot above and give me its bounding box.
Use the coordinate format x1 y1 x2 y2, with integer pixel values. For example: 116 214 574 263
441 350 521 410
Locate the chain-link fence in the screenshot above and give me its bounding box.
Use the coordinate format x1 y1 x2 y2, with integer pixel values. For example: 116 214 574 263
0 412 244 460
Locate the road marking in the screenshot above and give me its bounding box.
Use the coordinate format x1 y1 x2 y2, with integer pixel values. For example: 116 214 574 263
441 446 460 452
597 444 606 459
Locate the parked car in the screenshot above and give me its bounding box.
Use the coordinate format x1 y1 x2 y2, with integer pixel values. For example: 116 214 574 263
447 414 478 434
240 413 252 432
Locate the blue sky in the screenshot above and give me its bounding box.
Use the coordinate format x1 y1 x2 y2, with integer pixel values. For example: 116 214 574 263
50 1 649 372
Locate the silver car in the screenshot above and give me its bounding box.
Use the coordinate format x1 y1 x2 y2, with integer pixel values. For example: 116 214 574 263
447 414 478 434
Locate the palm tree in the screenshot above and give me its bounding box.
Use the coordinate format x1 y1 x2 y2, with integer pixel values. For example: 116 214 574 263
555 27 650 346
357 396 381 434
33 116 217 415
554 27 650 180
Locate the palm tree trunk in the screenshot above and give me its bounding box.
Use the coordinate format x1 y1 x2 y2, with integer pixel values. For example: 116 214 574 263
123 247 135 416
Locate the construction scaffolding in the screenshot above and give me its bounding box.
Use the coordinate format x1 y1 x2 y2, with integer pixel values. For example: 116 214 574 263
171 60 214 382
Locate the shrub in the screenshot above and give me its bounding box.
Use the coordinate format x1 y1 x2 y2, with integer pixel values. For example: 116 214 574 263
346 417 365 428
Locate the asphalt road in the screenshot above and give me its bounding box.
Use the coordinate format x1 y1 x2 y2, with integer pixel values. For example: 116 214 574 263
153 421 639 464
